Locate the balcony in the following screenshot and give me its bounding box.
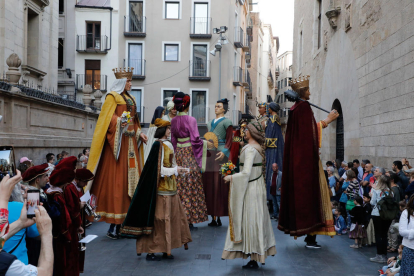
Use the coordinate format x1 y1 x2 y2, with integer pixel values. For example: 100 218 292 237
233 66 242 86
243 69 251 90
234 27 244 48
123 59 146 80
243 35 251 52
76 74 107 92
268 70 274 87
124 16 146 37
189 60 211 81
76 35 109 53
190 17 212 38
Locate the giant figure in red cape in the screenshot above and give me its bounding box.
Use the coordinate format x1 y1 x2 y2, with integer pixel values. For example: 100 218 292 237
278 75 339 248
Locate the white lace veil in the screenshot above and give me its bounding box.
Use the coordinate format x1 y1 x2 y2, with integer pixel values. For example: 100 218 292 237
102 78 127 107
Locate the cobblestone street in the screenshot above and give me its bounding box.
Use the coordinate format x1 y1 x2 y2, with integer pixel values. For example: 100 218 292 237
84 217 384 276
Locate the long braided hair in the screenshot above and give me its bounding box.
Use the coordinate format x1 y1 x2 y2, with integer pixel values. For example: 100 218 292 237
246 121 266 182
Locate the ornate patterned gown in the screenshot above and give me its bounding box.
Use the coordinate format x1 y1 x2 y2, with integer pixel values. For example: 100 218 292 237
171 112 208 224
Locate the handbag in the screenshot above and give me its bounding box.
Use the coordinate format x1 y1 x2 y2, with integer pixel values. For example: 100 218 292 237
346 198 355 211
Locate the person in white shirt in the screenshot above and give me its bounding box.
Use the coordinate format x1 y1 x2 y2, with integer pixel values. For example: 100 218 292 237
399 195 414 276
353 159 364 182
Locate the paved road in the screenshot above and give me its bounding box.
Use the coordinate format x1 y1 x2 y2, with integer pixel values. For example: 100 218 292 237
83 218 385 276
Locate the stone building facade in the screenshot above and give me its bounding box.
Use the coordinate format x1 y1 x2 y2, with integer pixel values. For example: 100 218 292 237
293 0 414 167
0 0 58 91
0 0 99 165
276 51 293 135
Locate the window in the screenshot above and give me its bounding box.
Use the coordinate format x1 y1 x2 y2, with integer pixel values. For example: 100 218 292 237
192 90 207 123
164 44 179 61
129 1 144 32
59 0 64 14
58 39 64 69
192 45 208 76
284 78 287 87
165 1 180 19
129 43 143 75
317 0 322 49
193 2 209 34
27 8 40 68
86 22 101 50
129 89 142 120
163 90 179 108
85 60 101 90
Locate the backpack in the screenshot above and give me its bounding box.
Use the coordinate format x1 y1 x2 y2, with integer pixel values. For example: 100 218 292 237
377 189 400 220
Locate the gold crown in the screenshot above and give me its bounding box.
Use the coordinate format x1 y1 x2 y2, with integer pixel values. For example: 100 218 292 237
289 75 310 92
112 67 134 79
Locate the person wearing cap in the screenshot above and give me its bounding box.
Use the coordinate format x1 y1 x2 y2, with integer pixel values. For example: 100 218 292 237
17 157 33 177
162 98 177 122
47 167 80 276
203 98 233 227
121 118 192 261
64 169 94 274
264 102 285 219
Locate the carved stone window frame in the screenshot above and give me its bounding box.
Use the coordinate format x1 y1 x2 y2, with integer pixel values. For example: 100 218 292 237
345 3 352 32
25 0 49 14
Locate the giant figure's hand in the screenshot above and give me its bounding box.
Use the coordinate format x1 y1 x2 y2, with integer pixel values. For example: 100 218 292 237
215 152 225 161
207 141 215 150
140 133 148 144
325 109 340 124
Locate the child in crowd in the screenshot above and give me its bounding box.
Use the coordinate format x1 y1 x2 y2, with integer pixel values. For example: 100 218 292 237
363 193 375 246
349 196 367 248
379 244 403 276
387 200 407 253
334 207 347 235
331 200 339 214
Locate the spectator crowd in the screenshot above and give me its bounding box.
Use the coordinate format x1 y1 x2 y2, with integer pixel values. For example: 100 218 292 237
0 149 90 276
326 158 414 276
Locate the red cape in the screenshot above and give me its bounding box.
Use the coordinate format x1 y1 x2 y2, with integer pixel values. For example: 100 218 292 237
278 101 324 236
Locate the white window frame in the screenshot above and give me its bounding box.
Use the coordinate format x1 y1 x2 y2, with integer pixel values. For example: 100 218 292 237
189 88 209 124
162 41 181 61
130 86 144 122
125 40 145 75
125 0 146 32
161 88 181 107
163 0 182 20
191 0 211 33
190 42 210 77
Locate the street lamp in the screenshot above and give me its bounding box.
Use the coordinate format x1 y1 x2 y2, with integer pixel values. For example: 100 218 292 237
210 26 227 100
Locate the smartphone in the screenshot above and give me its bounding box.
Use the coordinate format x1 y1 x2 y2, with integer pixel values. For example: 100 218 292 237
27 190 40 218
0 146 16 177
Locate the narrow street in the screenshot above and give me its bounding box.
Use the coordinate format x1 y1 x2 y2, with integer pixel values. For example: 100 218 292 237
84 217 383 276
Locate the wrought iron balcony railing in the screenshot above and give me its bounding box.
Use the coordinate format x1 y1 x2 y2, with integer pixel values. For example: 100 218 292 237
124 16 146 37
76 74 107 92
76 35 109 53
233 66 243 86
234 27 244 48
189 59 211 81
190 17 212 38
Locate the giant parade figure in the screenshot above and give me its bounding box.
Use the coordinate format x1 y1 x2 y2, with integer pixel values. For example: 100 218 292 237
203 99 233 227
86 67 148 239
278 75 339 248
265 102 284 219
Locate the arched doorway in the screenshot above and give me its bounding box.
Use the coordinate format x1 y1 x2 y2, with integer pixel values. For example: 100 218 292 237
332 99 344 161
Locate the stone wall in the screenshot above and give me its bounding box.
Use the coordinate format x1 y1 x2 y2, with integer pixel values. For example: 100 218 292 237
0 0 58 91
0 89 98 165
293 0 414 168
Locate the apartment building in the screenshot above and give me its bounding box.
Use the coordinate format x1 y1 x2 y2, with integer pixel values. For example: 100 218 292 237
58 0 257 127
275 50 293 135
